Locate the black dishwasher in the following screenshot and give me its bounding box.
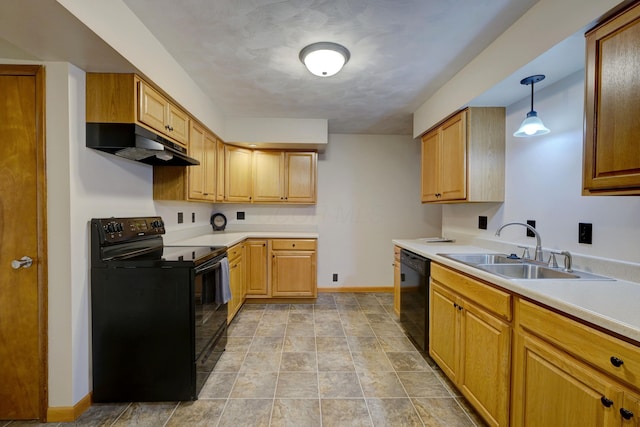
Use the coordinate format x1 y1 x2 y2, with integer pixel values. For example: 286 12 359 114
399 249 430 353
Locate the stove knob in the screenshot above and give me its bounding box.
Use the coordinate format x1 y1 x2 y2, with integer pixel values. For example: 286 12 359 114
152 220 164 229
116 223 124 232
106 223 115 233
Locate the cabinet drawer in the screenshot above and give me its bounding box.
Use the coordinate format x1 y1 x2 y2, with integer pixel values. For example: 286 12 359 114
227 243 243 262
431 263 511 321
271 239 316 251
517 298 640 391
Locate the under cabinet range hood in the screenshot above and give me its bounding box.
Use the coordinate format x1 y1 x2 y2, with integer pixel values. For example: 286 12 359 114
86 123 199 166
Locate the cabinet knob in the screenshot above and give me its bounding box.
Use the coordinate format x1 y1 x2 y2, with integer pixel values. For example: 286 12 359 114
453 302 458 308
600 396 613 408
620 408 634 420
610 356 624 367
292 244 296 247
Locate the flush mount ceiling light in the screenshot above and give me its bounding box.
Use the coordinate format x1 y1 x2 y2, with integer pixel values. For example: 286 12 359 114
299 42 350 77
514 74 550 137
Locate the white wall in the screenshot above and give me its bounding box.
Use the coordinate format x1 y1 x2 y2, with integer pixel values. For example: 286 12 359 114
442 70 640 265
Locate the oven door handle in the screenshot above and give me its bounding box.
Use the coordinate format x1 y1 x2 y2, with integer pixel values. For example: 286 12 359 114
194 255 226 275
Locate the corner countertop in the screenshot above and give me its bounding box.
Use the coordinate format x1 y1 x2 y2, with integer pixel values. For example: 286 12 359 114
170 231 319 248
393 238 640 344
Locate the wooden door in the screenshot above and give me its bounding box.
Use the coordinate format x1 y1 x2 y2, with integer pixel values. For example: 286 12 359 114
0 65 47 420
459 301 511 427
421 130 440 202
166 104 189 146
271 250 316 297
429 282 459 382
224 145 252 202
137 81 167 135
439 111 466 201
285 152 316 203
245 240 268 296
512 333 619 427
252 151 284 202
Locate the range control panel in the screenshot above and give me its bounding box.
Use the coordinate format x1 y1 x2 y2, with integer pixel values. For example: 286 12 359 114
93 217 165 243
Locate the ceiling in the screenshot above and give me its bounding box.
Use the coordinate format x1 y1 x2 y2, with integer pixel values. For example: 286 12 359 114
120 0 539 135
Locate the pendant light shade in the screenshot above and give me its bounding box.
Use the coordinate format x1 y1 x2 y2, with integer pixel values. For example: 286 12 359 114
299 42 350 77
514 75 550 137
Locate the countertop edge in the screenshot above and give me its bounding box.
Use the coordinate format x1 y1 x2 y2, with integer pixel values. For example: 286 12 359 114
171 231 319 248
393 239 640 344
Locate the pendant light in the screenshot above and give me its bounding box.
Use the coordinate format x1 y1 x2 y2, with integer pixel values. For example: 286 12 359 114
514 74 550 137
299 42 350 77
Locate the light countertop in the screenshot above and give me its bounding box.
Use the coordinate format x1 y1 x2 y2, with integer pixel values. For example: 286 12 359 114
393 238 640 344
171 231 319 248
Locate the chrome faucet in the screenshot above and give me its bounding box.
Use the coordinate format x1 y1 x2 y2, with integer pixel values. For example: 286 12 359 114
495 222 544 262
550 250 573 272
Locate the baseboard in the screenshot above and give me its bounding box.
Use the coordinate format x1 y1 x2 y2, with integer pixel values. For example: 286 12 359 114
318 287 393 293
47 392 91 422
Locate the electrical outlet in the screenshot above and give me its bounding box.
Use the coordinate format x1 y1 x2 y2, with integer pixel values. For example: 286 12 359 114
177 212 183 224
478 216 488 230
332 273 338 282
237 211 245 220
526 220 536 237
579 222 593 244
191 212 195 223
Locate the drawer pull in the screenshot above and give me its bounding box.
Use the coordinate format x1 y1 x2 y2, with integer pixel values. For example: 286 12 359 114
620 408 634 420
610 356 624 367
600 396 613 408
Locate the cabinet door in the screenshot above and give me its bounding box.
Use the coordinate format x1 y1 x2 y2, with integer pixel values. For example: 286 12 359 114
228 251 245 323
429 282 459 382
203 134 217 200
188 123 205 200
271 250 317 297
459 300 511 427
245 239 268 296
216 140 225 202
621 392 640 426
253 151 284 202
285 152 316 203
512 332 620 427
439 112 466 201
421 130 440 202
166 103 189 146
138 81 167 134
584 3 640 195
225 146 252 202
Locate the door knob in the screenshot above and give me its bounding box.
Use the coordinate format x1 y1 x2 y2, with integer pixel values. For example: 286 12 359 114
11 256 33 269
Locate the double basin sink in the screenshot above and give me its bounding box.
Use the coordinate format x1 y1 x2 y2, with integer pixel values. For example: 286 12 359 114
438 253 612 281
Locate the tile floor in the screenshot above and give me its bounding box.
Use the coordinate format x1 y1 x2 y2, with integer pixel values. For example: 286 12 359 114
3 292 486 427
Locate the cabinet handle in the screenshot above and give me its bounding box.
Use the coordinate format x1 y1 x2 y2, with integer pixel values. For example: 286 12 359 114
292 244 296 247
458 305 463 311
600 396 614 408
453 302 458 308
610 356 624 367
620 408 634 420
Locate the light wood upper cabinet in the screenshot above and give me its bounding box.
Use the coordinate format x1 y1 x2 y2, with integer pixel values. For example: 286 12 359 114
583 2 640 196
252 151 317 203
187 122 216 202
421 107 505 203
271 239 317 298
430 264 512 427
86 73 190 148
224 145 253 202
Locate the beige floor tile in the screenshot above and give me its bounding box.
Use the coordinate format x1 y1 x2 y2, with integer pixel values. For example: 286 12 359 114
316 336 350 352
224 337 253 353
217 398 273 427
260 311 289 324
352 351 394 373
248 336 284 352
275 372 319 398
230 371 278 398
165 400 225 427
111 402 177 427
317 351 355 371
270 399 321 427
254 322 287 337
241 352 281 372
386 351 433 372
199 372 238 398
227 320 259 337
377 336 417 352
289 303 314 312
212 352 245 373
280 351 317 372
343 322 376 337
314 321 345 337
66 402 129 426
370 321 404 337
318 371 363 398
366 398 423 427
283 335 316 352
412 397 475 427
288 312 314 323
320 398 372 426
348 336 383 352
357 371 408 398
285 322 314 337
397 371 452 398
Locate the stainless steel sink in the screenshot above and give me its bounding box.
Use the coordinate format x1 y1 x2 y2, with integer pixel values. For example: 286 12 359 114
437 252 614 281
477 263 579 279
439 253 522 265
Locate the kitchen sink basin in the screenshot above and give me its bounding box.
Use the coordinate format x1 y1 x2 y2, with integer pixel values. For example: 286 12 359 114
437 252 614 281
477 263 579 280
439 253 522 265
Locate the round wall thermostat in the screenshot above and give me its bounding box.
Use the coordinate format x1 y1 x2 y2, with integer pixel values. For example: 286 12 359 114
210 213 227 231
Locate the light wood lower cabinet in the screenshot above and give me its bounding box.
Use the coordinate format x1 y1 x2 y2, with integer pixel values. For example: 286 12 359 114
271 239 317 298
245 239 269 297
430 264 512 427
512 298 640 427
227 242 245 323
